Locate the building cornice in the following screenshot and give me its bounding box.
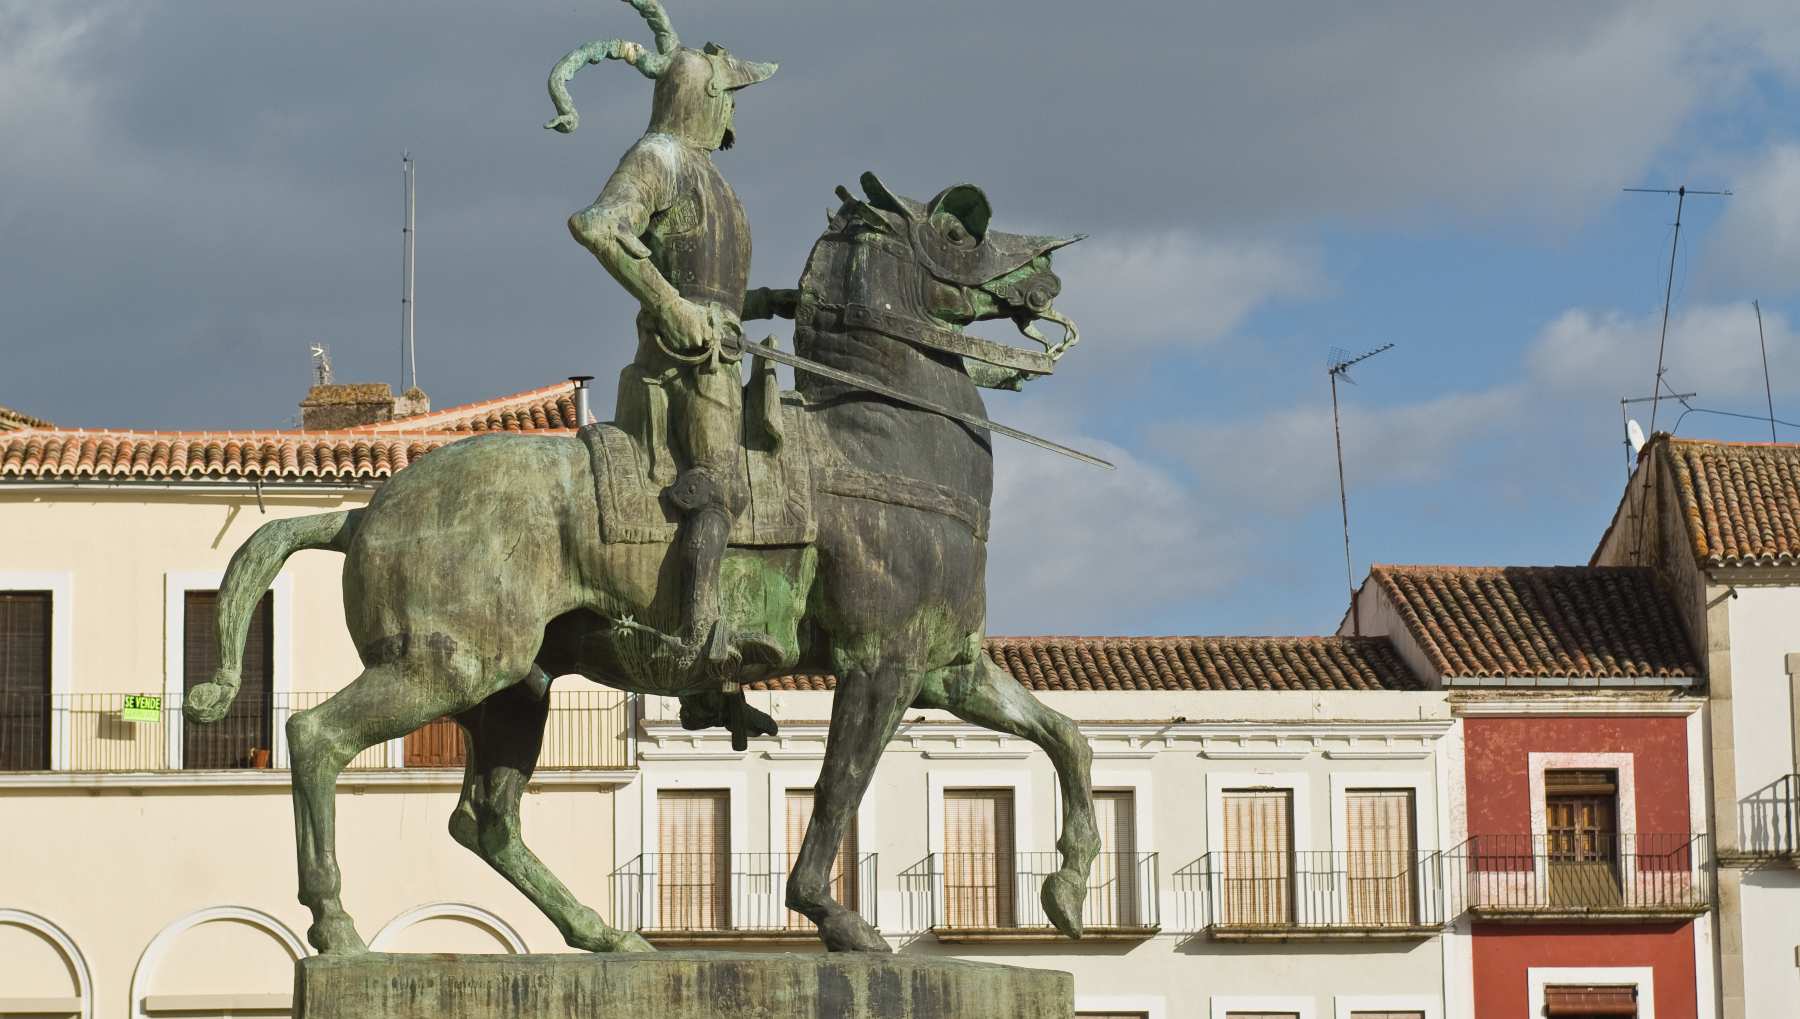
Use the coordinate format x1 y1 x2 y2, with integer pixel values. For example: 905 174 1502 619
1451 696 1699 717
0 768 635 791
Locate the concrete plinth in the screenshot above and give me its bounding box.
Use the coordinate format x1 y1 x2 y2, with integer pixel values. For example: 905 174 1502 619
293 952 1073 1019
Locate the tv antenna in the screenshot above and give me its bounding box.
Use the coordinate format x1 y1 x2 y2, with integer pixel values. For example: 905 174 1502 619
1623 184 1729 559
401 152 418 392
309 343 333 386
1756 300 1776 442
1328 343 1394 636
1618 390 1696 478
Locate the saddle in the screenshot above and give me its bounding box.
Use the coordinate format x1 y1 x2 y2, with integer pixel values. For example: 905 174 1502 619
578 351 817 547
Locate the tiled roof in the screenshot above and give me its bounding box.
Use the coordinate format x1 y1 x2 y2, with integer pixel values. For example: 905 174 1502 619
1369 564 1698 680
0 405 54 431
1657 437 1800 566
752 635 1421 692
353 382 586 434
0 431 453 482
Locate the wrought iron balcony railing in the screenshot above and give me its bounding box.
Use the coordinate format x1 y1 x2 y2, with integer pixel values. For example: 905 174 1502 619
1173 850 1448 937
1738 774 1800 856
610 852 878 935
0 689 632 772
900 851 1161 937
1440 833 1710 918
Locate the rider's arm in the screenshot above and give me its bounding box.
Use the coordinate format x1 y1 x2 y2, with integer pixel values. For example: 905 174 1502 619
741 287 799 321
567 139 682 313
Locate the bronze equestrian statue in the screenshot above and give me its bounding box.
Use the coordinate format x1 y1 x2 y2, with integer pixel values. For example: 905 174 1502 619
184 0 1101 958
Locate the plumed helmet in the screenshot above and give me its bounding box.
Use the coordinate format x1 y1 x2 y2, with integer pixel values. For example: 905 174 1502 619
546 0 776 150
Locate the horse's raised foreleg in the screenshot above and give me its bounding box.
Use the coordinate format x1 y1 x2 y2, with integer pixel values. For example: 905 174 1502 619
916 654 1099 938
448 678 653 953
788 659 921 952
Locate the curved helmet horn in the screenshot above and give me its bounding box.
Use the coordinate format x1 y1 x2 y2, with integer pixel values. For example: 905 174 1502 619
544 0 683 132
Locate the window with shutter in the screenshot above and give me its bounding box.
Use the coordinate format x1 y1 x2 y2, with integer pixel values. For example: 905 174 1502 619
1545 770 1622 907
404 717 466 767
1346 789 1416 925
785 788 859 928
0 592 52 771
1091 790 1139 927
657 789 731 930
943 788 1016 928
1221 789 1293 925
1543 984 1637 1017
182 591 274 769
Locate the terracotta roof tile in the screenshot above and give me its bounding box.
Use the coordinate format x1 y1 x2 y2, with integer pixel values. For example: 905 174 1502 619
353 382 586 434
751 635 1420 692
1658 437 1800 566
0 404 54 431
1370 564 1698 680
0 430 454 483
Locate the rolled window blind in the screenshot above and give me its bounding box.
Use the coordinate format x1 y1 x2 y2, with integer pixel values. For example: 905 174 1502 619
183 591 274 769
1221 789 1292 925
0 592 52 771
944 788 1015 928
658 789 730 930
1346 789 1416 925
1092 790 1138 927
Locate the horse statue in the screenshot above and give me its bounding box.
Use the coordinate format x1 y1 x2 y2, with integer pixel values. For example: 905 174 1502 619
183 169 1098 956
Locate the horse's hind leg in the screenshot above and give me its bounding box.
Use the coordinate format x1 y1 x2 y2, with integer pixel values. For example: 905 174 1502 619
788 659 922 952
916 655 1099 938
287 660 489 954
448 678 653 953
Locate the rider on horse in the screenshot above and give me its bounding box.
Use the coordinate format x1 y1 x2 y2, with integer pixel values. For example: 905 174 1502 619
547 0 784 679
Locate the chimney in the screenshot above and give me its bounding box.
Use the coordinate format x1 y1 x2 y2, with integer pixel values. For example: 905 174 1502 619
299 382 430 430
569 376 593 429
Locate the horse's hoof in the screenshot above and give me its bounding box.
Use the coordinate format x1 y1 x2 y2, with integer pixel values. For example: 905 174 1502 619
567 915 655 954
1041 870 1087 940
308 915 368 955
606 931 656 953
820 912 891 953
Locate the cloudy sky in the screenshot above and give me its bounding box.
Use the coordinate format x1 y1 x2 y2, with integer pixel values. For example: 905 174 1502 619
5 2 1799 636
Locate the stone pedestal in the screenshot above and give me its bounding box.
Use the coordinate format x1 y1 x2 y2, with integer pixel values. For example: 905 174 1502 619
293 952 1073 1019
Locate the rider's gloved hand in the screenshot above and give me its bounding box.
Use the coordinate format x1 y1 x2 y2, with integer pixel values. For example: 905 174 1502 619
653 296 722 354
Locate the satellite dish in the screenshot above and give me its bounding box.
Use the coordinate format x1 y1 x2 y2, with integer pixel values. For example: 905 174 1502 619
1627 419 1646 454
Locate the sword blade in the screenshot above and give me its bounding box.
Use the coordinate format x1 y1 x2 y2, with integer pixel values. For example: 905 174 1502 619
733 338 1114 470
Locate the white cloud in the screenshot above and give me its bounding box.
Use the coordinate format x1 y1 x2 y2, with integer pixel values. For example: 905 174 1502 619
1527 303 1795 403
985 435 1246 634
1050 231 1324 352
1702 142 1800 297
1153 386 1522 515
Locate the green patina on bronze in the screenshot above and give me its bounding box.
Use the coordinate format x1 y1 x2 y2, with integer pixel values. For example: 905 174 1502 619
183 0 1102 962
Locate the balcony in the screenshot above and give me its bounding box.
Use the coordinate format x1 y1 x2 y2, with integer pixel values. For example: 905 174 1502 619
609 852 878 945
1736 774 1800 858
1442 833 1711 922
0 689 633 774
902 851 1162 942
1174 850 1448 941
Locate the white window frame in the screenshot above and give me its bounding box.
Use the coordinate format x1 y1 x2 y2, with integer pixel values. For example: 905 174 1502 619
768 767 881 922
0 571 75 770
927 769 1035 928
1527 752 1639 899
1074 993 1165 1019
162 571 294 768
641 768 749 930
1332 994 1440 1019
1526 966 1654 1019
1209 995 1317 1019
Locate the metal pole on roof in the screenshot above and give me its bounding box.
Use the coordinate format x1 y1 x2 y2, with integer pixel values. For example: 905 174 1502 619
402 152 418 392
1328 343 1393 637
1756 300 1776 442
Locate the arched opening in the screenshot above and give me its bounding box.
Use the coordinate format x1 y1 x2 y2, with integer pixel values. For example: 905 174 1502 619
369 902 528 954
0 910 92 1019
130 907 305 1019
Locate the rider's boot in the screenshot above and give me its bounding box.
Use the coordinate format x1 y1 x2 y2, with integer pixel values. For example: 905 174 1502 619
667 466 787 673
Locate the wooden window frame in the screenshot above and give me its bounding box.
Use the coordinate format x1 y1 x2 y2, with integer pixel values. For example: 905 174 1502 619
0 573 72 770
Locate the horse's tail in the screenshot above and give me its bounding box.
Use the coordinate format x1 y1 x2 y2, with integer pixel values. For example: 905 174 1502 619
183 509 362 724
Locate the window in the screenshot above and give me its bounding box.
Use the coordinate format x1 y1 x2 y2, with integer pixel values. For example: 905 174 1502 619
181 591 274 769
0 591 52 771
1076 1013 1149 1019
943 788 1016 928
1545 770 1621 907
1092 789 1140 927
1543 985 1637 1017
1350 1013 1426 1019
657 789 730 929
1225 1013 1299 1019
1221 789 1293 925
1345 789 1416 925
404 717 466 767
784 788 860 927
